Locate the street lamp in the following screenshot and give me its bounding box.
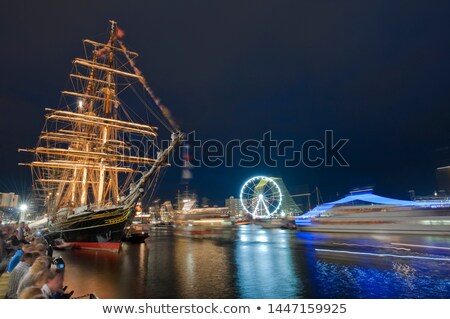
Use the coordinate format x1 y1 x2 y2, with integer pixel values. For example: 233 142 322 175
19 203 28 222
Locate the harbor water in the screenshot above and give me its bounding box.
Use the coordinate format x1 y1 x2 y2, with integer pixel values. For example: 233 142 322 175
57 225 450 298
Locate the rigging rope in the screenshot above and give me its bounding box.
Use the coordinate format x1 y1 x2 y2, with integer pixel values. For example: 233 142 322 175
116 39 178 133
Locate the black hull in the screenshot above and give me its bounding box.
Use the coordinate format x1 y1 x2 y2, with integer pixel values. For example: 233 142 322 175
46 206 134 252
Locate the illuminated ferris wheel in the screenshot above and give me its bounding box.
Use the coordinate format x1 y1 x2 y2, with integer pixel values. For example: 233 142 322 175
240 176 282 218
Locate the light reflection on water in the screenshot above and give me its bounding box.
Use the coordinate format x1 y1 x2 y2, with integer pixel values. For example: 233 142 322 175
57 227 450 298
235 226 302 298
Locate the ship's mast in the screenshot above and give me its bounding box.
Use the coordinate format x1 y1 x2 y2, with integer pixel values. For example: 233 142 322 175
97 21 117 207
19 21 179 213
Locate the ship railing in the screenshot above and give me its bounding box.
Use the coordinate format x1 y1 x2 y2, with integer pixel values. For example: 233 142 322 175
73 293 98 299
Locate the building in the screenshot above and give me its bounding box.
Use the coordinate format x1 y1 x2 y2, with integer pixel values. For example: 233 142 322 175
0 192 19 208
0 192 20 223
225 196 245 217
437 166 450 195
271 178 303 217
436 144 450 195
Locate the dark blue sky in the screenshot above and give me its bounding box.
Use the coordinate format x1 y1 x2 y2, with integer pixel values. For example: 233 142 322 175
1 1 449 205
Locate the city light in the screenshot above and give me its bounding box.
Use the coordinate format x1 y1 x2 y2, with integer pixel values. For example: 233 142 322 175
19 203 28 221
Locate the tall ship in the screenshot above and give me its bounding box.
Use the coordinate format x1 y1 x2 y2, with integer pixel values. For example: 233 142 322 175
19 21 182 252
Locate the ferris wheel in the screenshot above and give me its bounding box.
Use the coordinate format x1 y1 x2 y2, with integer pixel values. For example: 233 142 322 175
240 176 282 218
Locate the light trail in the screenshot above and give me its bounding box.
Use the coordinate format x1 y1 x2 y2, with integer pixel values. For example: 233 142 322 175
315 248 450 261
391 243 450 250
332 242 411 251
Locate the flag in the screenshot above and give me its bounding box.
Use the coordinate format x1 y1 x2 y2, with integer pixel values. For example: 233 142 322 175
116 26 125 38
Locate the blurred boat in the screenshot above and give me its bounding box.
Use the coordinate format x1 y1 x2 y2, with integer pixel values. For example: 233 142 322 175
173 203 233 239
296 190 450 235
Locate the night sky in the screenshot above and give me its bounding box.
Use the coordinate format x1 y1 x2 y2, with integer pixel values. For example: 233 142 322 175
1 1 449 206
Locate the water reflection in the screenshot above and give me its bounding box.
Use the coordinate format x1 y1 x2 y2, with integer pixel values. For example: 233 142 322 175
235 225 302 298
292 232 450 298
172 237 235 298
57 228 450 298
58 249 121 298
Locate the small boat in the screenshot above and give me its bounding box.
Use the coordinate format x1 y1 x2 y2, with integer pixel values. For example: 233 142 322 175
52 238 74 250
123 222 149 242
280 219 297 230
234 220 250 225
150 221 174 229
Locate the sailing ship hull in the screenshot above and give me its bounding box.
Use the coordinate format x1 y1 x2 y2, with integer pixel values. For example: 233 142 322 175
46 206 134 253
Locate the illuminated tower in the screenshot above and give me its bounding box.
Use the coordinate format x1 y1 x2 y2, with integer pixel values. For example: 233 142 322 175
271 178 303 216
